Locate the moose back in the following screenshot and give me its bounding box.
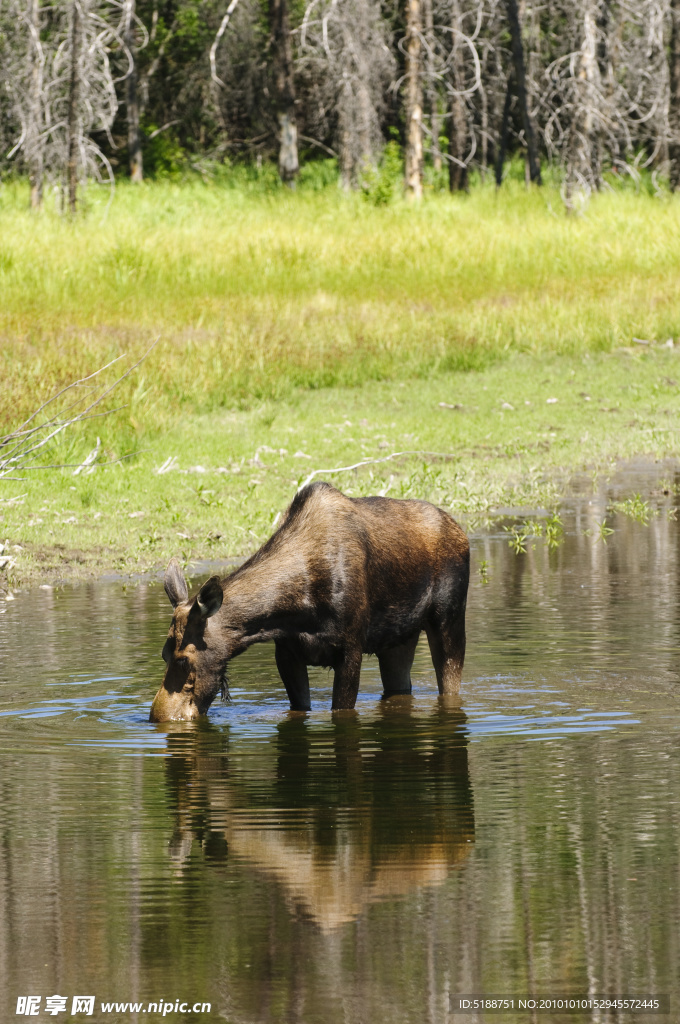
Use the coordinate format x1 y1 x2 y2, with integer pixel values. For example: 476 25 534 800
150 482 469 721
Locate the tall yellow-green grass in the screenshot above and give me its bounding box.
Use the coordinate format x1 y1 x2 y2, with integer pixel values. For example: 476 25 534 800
2 175 679 436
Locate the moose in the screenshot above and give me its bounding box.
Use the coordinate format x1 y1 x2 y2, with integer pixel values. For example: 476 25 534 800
150 481 469 721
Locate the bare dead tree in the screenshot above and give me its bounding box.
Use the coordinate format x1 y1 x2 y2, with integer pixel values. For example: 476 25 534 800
670 0 680 189
26 0 43 206
299 0 395 188
422 0 442 171
1 0 46 205
270 0 299 183
3 0 127 207
124 0 143 182
503 0 541 183
540 0 670 207
590 0 612 188
448 0 469 191
495 74 512 186
66 0 81 213
418 0 482 191
562 2 603 209
404 0 424 197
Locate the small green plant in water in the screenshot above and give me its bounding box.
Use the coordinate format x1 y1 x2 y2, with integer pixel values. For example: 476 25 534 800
611 493 655 525
478 559 490 583
545 510 564 550
596 519 615 543
505 524 529 554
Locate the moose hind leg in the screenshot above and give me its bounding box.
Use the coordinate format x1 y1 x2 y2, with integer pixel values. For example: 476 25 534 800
378 632 419 696
275 640 311 711
426 608 466 696
331 646 363 711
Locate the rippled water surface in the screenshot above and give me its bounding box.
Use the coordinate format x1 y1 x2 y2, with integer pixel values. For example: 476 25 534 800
1 485 680 1023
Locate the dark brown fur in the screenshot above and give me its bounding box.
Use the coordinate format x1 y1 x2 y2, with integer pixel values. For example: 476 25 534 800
150 482 469 721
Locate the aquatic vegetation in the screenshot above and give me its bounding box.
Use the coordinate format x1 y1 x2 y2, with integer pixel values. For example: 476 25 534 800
505 525 529 555
610 493 656 525
544 511 564 550
595 519 615 544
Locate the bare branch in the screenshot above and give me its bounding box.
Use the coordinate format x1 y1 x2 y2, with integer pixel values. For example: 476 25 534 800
0 339 158 479
298 451 458 492
210 0 241 88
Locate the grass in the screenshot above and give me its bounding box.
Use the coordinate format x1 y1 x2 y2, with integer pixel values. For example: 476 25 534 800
2 174 680 426
1 173 680 585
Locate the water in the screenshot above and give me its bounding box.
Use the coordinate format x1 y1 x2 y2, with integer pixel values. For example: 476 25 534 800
1 483 680 1022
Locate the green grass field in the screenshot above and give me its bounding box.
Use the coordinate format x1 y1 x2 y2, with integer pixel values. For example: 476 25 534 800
1 174 680 585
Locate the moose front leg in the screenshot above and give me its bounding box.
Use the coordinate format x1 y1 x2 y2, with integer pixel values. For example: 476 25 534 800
331 646 363 710
275 640 311 711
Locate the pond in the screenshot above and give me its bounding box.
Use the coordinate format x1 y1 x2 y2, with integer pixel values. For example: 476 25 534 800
1 470 679 1023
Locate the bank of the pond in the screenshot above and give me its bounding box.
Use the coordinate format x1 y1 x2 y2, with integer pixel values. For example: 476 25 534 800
3 347 680 589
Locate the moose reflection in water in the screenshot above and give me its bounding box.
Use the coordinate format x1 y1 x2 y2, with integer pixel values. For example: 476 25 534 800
162 700 474 931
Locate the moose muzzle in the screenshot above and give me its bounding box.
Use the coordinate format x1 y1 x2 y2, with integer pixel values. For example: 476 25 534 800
149 684 200 722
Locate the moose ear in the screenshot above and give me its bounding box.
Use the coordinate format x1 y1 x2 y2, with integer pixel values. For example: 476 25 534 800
164 558 189 608
196 575 223 619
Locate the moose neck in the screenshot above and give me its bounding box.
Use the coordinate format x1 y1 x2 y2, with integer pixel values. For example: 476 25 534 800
217 552 303 656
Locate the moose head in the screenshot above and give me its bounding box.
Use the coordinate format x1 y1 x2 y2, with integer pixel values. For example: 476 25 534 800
149 559 228 722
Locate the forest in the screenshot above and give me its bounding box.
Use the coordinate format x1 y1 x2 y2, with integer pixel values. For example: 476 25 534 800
1 0 680 205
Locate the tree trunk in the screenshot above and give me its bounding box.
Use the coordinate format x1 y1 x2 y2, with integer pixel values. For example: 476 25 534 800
338 88 353 191
125 0 143 182
480 81 488 182
423 0 441 172
581 6 600 188
404 0 423 199
66 0 80 214
504 0 541 184
269 0 298 185
592 0 611 189
495 76 512 187
670 0 680 190
449 93 468 191
564 3 601 206
448 1 468 192
357 84 373 177
27 0 43 209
